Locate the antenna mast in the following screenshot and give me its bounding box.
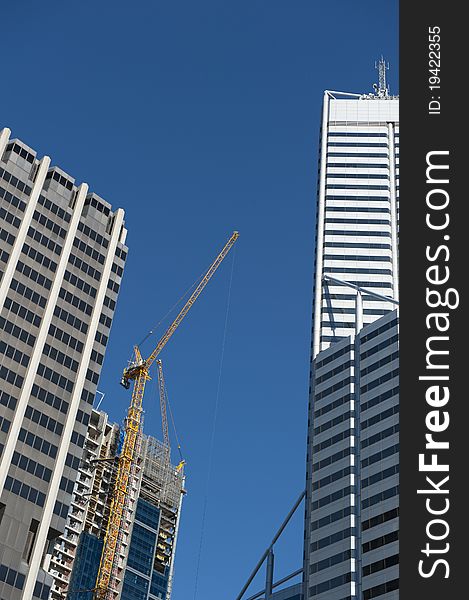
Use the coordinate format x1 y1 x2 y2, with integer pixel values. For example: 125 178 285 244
373 56 390 97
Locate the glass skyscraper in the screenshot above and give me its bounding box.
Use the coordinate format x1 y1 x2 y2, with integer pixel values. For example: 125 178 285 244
303 73 399 600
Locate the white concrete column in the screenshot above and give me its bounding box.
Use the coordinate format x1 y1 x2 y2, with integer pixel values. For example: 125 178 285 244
312 91 331 358
388 121 399 301
22 208 125 598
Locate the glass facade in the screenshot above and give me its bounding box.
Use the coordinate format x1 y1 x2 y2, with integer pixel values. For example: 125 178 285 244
68 532 103 600
122 498 170 600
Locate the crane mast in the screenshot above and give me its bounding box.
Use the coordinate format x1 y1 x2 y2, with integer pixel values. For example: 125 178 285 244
94 231 239 599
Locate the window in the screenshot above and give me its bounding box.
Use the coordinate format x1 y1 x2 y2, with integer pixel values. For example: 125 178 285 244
22 519 39 563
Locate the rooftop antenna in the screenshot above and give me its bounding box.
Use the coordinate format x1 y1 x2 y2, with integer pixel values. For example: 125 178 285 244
372 56 390 98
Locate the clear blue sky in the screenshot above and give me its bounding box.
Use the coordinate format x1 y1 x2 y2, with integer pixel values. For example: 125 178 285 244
2 2 398 598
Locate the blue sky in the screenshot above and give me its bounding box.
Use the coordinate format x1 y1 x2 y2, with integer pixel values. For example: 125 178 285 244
2 1 398 598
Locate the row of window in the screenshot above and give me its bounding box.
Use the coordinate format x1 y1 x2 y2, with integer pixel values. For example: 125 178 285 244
42 344 78 373
107 278 120 294
76 408 91 427
327 152 388 158
0 226 15 246
38 193 71 222
310 526 355 553
362 464 399 489
0 204 21 229
326 162 389 169
328 142 388 148
0 163 32 193
53 305 88 334
325 194 391 202
32 209 67 239
315 359 352 385
361 334 399 361
3 474 47 510
315 343 351 369
18 426 58 458
360 316 399 344
95 330 109 347
31 383 69 415
312 484 354 511
0 364 24 389
65 452 81 471
60 476 75 494
90 348 104 365
315 375 353 402
84 195 111 216
7 141 35 164
0 315 36 347
16 259 52 290
81 387 95 405
0 183 26 212
86 368 99 385
68 252 101 281
22 242 58 272
4 296 41 328
37 362 74 393
111 262 123 277
362 485 399 510
325 230 391 239
308 572 353 598
362 443 399 469
54 499 71 520
99 312 112 329
309 549 354 575
362 385 399 414
313 429 354 455
103 294 116 311
313 393 351 420
27 225 62 255
115 246 127 262
64 268 97 298
11 450 52 482
10 277 47 309
0 416 10 433
361 350 399 378
25 402 64 438
362 405 399 433
0 247 9 264
59 286 93 316
363 529 399 554
326 184 390 191
314 410 354 437
310 505 353 533
0 562 26 590
0 389 17 411
362 423 399 450
46 170 74 192
0 340 30 368
361 368 400 395
363 577 399 599
70 430 86 448
362 507 399 532
49 323 84 354
325 241 392 250
78 221 109 248
312 445 352 473
313 465 353 492
73 235 105 265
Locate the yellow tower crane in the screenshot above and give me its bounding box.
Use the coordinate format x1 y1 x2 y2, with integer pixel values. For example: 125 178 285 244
94 231 239 599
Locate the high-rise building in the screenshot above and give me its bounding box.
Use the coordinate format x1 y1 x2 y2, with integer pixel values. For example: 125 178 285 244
303 67 399 600
49 408 185 600
0 128 128 600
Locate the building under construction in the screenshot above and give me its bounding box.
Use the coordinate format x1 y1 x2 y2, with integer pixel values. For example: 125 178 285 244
49 408 185 600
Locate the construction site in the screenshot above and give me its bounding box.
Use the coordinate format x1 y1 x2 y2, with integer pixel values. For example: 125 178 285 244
48 232 239 600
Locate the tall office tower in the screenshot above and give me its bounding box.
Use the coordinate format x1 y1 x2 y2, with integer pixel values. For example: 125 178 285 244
0 128 128 600
50 408 185 600
303 64 399 600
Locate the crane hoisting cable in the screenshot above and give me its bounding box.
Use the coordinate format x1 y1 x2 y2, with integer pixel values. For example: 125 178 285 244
94 231 239 599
